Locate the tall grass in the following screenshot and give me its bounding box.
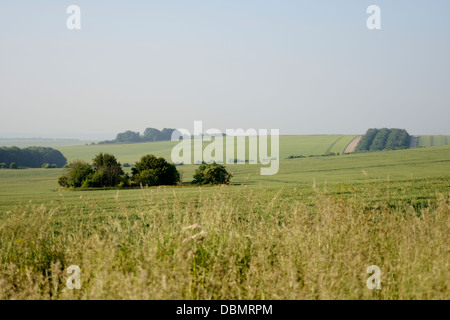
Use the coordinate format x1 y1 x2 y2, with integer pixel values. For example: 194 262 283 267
0 185 448 299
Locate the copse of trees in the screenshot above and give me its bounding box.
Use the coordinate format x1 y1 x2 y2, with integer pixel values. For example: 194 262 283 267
58 160 94 188
58 153 181 189
385 129 410 150
0 146 67 168
116 131 141 143
92 153 126 187
98 127 179 145
370 128 392 151
58 153 128 188
355 128 411 152
193 163 233 185
355 128 378 152
131 154 180 187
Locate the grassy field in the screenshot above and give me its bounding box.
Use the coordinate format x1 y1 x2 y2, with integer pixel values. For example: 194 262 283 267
0 139 94 148
0 139 449 299
418 135 450 147
56 135 357 164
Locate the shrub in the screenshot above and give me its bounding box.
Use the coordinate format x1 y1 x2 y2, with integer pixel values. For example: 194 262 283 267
132 155 180 187
9 162 17 169
193 163 232 185
92 153 125 187
57 160 94 188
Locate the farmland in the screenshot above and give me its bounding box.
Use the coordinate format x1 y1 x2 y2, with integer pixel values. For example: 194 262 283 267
417 135 450 147
56 135 357 164
0 139 93 148
0 136 449 299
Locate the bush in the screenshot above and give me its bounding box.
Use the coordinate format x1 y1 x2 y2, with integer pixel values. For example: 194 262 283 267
57 175 69 188
193 163 232 185
42 163 57 169
9 162 17 169
132 154 180 187
57 161 94 188
92 153 125 187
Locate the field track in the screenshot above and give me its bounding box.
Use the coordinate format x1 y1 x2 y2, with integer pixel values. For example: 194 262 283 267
343 135 362 154
409 136 418 148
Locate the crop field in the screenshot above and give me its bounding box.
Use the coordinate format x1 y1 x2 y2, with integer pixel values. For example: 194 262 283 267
0 140 449 300
417 135 450 147
56 135 357 165
0 139 93 148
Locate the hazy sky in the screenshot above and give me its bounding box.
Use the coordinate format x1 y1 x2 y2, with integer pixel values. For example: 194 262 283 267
1 1 449 139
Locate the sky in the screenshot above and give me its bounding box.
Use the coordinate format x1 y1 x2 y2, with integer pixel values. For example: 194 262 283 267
0 0 449 139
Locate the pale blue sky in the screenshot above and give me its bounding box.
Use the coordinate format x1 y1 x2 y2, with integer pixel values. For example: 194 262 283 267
0 1 449 139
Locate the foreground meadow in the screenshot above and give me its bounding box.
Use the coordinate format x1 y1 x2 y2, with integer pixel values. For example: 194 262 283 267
0 145 449 299
0 182 448 299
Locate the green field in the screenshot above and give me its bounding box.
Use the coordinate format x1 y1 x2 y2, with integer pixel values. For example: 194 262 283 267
418 135 450 147
56 135 357 164
0 137 449 299
0 139 94 148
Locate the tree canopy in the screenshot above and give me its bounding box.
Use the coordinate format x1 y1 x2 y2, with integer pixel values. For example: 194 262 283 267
193 163 233 185
98 127 179 144
0 146 67 168
131 154 180 187
58 153 127 188
355 128 411 152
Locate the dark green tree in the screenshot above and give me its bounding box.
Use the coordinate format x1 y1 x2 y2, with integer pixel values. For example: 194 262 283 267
132 154 180 186
57 160 94 188
193 163 232 185
92 153 125 187
142 128 161 142
115 131 141 143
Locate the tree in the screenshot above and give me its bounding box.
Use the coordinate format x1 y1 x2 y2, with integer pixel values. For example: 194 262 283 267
0 163 6 169
157 128 176 141
0 146 66 168
193 163 232 185
92 153 125 187
57 160 94 188
142 128 161 142
9 162 17 169
115 131 141 143
132 154 180 186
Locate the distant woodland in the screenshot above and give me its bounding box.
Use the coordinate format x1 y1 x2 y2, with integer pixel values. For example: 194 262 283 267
355 128 411 152
0 147 67 168
98 128 178 144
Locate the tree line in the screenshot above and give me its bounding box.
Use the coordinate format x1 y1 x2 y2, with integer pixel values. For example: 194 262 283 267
0 146 67 168
58 153 232 189
355 128 411 152
98 128 178 144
